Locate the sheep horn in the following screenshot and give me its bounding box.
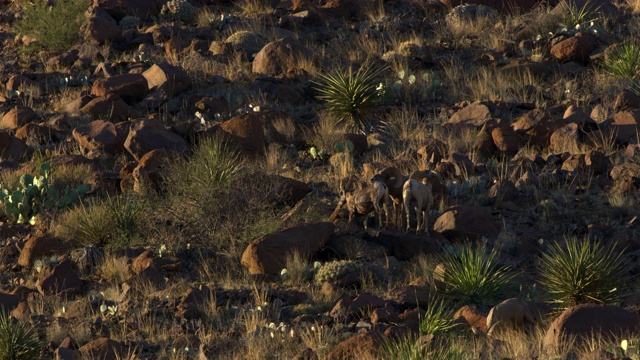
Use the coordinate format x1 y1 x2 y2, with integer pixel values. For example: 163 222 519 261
380 167 405 188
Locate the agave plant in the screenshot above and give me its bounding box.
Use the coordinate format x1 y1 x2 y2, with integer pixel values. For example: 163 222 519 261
0 311 42 360
559 0 601 29
538 236 632 307
438 244 515 306
313 65 386 134
419 295 457 335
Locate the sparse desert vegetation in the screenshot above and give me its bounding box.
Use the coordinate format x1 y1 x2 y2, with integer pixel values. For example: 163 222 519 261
1 0 640 359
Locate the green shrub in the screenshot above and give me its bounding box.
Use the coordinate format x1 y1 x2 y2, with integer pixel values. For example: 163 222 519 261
419 296 456 335
538 236 632 307
15 0 87 53
160 0 197 24
56 194 147 249
0 311 42 360
313 66 386 134
438 244 515 306
314 260 361 285
559 0 600 29
603 41 640 90
379 334 428 360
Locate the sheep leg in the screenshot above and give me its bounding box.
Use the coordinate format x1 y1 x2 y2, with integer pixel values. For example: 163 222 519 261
404 199 412 234
415 201 422 235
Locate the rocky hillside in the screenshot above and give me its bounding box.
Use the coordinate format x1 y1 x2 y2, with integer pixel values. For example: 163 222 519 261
0 0 640 359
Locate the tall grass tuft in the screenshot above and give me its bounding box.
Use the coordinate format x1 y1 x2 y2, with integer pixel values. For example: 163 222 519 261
438 244 515 306
0 311 42 360
538 236 632 307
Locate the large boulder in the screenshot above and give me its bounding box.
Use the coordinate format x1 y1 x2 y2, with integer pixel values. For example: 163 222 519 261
91 74 149 103
252 38 313 77
79 94 130 121
0 131 27 161
325 331 384 360
433 205 498 241
73 120 128 155
486 298 534 334
543 304 640 350
84 6 122 44
124 119 188 161
18 235 63 267
216 113 266 156
1 106 37 130
241 222 334 275
142 62 191 97
550 32 597 64
36 259 83 296
448 101 495 128
78 337 124 360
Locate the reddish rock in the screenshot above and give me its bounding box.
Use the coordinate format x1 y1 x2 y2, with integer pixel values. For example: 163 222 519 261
78 338 123 360
385 285 430 308
550 32 597 64
129 266 166 291
80 94 130 121
84 6 122 44
330 293 386 321
241 222 334 275
491 126 521 155
454 304 488 333
550 123 580 153
614 90 640 111
252 38 313 77
325 331 384 360
37 259 83 296
0 131 27 161
18 235 63 267
269 175 311 206
5 74 38 92
142 62 191 97
543 304 640 350
91 73 148 103
73 120 128 155
448 101 494 128
1 106 37 130
561 154 585 172
417 138 445 167
216 113 266 156
512 109 559 148
486 298 534 334
370 306 400 324
433 205 498 240
124 119 188 161
611 110 640 144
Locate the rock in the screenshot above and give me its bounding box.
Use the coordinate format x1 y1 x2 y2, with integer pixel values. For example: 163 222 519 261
216 113 266 156
6 74 38 93
84 6 122 44
128 266 166 291
94 0 161 21
614 90 640 111
454 305 488 333
37 259 83 296
543 304 640 350
91 73 148 103
0 131 27 161
269 175 311 206
330 293 386 322
79 94 130 121
361 229 440 260
132 148 171 192
323 235 388 260
385 285 430 309
0 292 20 312
491 126 521 155
124 119 188 161
487 179 517 203
433 205 498 241
448 101 495 128
241 222 334 275
486 298 534 335
550 123 580 153
1 106 37 130
252 38 313 77
512 108 558 148
73 120 128 155
325 331 384 360
610 163 640 193
15 123 53 144
585 150 610 175
550 32 597 64
18 235 63 267
225 30 267 59
417 138 446 167
142 62 191 97
370 305 400 324
78 338 123 360
611 110 640 144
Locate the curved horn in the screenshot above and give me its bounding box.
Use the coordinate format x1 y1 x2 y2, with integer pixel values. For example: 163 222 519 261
380 167 405 188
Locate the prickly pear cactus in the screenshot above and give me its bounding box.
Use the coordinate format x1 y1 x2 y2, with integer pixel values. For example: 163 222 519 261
160 0 197 24
314 260 361 285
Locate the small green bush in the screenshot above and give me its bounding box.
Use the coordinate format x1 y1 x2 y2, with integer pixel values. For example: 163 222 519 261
419 296 456 335
15 0 87 53
160 0 197 24
0 311 42 360
314 260 361 285
538 236 632 307
438 244 515 306
313 66 386 134
559 0 600 29
603 41 640 87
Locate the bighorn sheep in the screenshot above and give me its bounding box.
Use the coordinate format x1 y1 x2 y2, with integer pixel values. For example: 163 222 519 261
403 170 440 235
371 167 407 229
337 181 390 230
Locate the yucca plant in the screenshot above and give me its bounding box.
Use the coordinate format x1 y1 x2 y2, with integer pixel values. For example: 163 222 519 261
438 244 515 306
419 295 457 335
379 334 428 360
603 41 640 92
538 236 632 307
0 311 42 360
559 0 600 29
313 65 386 134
